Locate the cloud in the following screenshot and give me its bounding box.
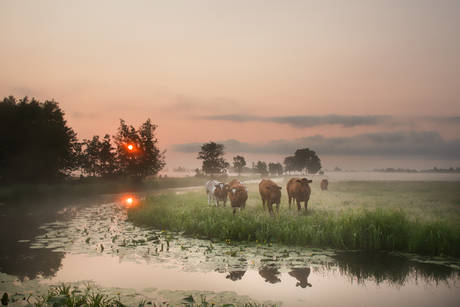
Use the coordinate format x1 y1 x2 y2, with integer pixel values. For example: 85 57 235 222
172 131 460 160
195 114 460 129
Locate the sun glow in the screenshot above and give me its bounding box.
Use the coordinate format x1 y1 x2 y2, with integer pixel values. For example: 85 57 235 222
127 145 133 151
124 197 137 207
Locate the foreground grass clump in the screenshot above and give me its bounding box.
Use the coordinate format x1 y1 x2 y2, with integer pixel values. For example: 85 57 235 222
128 181 460 256
22 282 273 307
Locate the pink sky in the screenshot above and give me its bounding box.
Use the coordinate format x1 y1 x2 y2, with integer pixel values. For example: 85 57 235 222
1 1 459 171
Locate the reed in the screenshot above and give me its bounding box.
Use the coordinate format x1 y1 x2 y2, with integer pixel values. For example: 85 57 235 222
128 180 460 256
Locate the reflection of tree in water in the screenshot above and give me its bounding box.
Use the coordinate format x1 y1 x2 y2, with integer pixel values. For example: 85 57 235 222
0 248 64 282
330 252 459 287
226 270 246 281
288 268 312 288
259 264 281 284
0 198 87 281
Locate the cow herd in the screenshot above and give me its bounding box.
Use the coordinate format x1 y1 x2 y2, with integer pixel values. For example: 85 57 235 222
205 178 329 214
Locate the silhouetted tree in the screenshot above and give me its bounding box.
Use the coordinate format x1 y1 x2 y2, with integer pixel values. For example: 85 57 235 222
0 96 79 184
233 155 246 175
197 141 229 177
255 161 269 177
283 156 296 174
307 154 322 174
80 134 117 178
114 119 165 183
268 162 283 176
294 148 322 174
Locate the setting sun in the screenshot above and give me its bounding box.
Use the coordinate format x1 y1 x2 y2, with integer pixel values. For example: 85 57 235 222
127 145 133 151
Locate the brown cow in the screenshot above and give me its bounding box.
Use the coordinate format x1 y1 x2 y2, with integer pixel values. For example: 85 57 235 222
227 179 248 214
286 178 312 211
320 179 328 191
259 179 282 214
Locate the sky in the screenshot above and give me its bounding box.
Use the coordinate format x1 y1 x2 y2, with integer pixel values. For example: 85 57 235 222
1 0 459 172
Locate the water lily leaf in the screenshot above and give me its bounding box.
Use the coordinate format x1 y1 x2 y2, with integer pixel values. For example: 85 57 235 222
182 295 195 303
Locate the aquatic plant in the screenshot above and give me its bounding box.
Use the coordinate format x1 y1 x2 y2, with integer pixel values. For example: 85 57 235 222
28 283 276 307
128 181 460 256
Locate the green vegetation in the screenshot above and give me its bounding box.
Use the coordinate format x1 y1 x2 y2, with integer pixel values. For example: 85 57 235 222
1 282 274 307
128 180 460 257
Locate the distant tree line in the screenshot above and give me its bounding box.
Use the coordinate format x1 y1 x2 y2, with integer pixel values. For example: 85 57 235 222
0 96 165 185
1 95 324 185
196 141 322 178
374 167 460 173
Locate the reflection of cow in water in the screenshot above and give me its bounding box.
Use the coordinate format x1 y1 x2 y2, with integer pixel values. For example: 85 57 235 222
288 268 312 288
226 270 246 281
259 264 281 284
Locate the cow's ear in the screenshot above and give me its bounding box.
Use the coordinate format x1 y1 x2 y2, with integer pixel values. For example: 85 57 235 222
278 187 282 190
308 180 313 183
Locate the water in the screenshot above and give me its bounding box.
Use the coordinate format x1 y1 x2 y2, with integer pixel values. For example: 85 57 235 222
1 190 459 306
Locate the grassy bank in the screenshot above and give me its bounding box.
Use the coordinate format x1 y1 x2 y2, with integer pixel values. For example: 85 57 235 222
128 180 460 257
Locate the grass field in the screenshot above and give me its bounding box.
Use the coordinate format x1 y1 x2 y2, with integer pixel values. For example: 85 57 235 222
128 179 460 257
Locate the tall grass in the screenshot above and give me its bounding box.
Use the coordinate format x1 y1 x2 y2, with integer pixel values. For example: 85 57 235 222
128 180 460 256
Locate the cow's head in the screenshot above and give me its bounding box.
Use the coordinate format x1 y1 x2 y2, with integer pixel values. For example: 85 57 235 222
214 183 228 198
265 185 282 201
228 186 245 203
297 178 312 193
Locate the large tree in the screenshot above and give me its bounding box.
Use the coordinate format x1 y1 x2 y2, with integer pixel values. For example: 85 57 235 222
113 119 165 183
0 96 80 184
255 161 269 177
80 134 117 178
233 155 246 175
268 162 284 176
283 156 297 174
197 141 229 177
294 148 322 174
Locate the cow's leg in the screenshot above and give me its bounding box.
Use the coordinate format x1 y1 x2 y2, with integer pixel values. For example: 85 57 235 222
296 199 301 211
207 194 211 206
276 203 280 213
262 199 266 211
305 199 309 212
288 195 292 209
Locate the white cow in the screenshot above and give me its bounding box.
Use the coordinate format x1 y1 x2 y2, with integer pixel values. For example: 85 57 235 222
206 180 228 207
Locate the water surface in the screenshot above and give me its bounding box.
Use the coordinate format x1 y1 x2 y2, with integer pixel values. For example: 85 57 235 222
1 191 459 306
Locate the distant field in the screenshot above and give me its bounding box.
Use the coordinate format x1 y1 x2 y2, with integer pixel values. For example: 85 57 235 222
128 179 460 257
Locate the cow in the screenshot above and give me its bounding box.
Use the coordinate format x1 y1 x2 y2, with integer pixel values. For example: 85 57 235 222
205 180 228 207
227 179 248 214
288 268 312 288
259 179 282 214
320 179 329 191
286 177 312 211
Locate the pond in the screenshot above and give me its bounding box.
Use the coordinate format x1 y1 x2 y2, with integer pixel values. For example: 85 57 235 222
1 190 459 307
